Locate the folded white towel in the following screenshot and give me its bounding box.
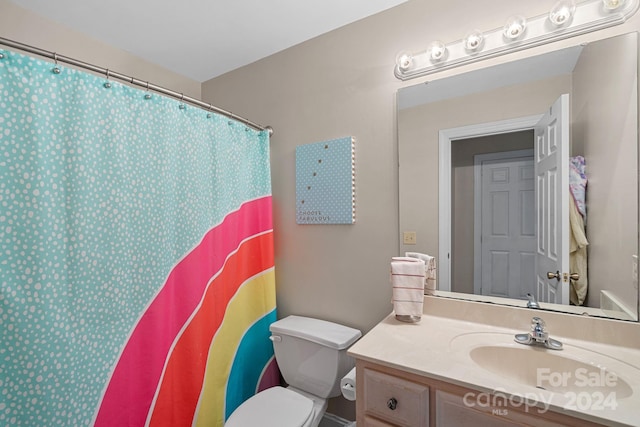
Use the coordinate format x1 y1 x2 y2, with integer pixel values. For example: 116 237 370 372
391 257 425 288
391 257 425 319
405 252 437 292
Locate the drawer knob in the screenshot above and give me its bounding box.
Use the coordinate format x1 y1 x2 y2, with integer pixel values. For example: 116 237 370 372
387 397 398 411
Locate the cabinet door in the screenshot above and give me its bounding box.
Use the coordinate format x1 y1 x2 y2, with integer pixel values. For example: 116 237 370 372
435 389 582 427
363 368 429 427
435 390 518 427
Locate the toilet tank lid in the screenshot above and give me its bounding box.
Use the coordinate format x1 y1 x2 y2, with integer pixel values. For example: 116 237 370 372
270 316 362 350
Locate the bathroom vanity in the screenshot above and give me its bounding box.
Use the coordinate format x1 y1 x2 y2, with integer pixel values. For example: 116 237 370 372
347 296 640 427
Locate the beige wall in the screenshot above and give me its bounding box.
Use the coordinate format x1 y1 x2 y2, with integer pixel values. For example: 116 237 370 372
0 0 200 98
201 0 640 337
573 33 639 310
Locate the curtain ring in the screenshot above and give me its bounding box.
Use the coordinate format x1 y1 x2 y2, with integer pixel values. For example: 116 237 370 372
179 93 186 110
206 104 213 119
144 81 152 100
104 69 112 88
51 52 61 74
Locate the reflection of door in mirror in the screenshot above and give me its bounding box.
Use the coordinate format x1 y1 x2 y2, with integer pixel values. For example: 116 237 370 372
451 94 571 306
534 94 570 306
473 149 535 300
398 32 638 321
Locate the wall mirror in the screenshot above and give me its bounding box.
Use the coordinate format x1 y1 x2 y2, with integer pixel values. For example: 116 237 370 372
398 31 639 321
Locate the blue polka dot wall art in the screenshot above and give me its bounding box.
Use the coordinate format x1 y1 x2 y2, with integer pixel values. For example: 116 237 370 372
295 136 356 224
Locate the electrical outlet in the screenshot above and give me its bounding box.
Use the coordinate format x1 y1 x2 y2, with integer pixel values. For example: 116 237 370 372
403 231 417 245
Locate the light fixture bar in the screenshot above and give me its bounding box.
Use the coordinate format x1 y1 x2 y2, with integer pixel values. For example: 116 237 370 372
395 0 639 81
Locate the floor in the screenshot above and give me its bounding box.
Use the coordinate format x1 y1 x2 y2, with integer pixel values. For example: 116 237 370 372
319 413 356 427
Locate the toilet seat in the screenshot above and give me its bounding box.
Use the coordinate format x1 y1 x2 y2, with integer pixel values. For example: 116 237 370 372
225 386 315 427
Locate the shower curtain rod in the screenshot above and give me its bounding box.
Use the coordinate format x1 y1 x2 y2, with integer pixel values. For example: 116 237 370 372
0 36 273 135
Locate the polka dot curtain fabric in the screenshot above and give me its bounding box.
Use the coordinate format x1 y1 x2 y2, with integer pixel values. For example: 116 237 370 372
0 49 277 427
295 137 356 224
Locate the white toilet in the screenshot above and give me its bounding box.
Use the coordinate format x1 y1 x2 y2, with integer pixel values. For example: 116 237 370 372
225 315 362 427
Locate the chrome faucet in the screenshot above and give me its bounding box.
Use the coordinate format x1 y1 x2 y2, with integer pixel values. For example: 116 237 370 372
526 293 540 309
514 317 563 350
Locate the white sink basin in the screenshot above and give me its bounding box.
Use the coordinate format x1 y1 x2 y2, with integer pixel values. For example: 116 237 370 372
469 345 633 397
450 332 640 399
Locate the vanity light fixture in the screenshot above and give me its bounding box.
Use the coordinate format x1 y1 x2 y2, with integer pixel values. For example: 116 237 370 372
503 15 527 40
427 40 447 62
549 0 577 26
395 51 414 71
463 30 485 52
394 0 639 81
603 0 627 10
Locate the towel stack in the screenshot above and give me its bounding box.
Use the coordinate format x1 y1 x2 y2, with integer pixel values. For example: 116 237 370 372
405 252 437 295
391 257 425 322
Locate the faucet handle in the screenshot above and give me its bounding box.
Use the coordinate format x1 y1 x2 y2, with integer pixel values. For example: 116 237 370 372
531 316 545 328
530 317 548 342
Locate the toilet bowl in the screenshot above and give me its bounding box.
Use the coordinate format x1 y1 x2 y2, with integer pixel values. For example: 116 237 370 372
225 315 361 427
224 386 315 426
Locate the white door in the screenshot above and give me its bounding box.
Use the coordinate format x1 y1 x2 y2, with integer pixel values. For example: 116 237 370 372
475 150 536 298
535 94 570 305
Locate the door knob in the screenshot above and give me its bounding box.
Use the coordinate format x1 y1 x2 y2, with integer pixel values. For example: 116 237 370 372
569 273 580 281
547 271 560 281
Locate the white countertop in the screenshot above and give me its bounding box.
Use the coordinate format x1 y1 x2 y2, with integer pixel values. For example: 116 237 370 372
348 297 640 427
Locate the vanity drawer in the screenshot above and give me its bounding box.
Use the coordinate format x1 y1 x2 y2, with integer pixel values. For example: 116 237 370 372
363 368 430 427
362 416 397 427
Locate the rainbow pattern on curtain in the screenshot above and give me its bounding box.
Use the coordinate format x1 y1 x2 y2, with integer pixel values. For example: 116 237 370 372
94 197 279 427
0 49 277 427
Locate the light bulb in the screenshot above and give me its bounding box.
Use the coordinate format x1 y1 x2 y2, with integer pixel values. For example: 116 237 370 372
395 51 413 71
463 30 484 52
602 0 626 10
549 0 576 26
427 40 447 62
503 15 527 40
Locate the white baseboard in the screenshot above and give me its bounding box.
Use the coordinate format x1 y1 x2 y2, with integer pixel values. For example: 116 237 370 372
320 412 356 427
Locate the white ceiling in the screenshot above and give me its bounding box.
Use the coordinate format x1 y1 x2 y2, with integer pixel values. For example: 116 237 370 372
10 0 409 82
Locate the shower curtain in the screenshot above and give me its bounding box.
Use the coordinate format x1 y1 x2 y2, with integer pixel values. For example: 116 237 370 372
0 49 278 427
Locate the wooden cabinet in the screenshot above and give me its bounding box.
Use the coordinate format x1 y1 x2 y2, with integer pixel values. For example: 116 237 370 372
362 368 429 426
356 360 606 427
362 416 397 427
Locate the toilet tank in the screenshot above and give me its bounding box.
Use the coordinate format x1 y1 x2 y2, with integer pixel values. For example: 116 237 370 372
269 316 362 399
